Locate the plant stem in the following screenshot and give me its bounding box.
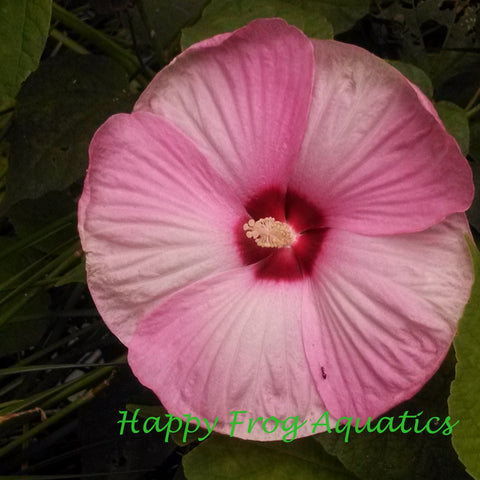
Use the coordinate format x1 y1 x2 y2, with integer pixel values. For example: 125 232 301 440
0 376 111 458
49 28 90 55
466 83 480 112
467 102 480 119
0 213 76 262
51 3 140 76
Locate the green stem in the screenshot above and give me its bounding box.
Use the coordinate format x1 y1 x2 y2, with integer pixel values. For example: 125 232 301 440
40 357 125 409
0 361 126 376
0 324 97 386
50 27 90 54
0 356 124 418
467 102 480 119
466 84 480 111
0 212 76 262
0 239 79 307
51 3 140 76
0 377 111 458
0 240 81 327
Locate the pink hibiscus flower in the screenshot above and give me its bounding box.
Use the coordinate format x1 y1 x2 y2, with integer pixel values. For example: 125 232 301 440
78 18 474 440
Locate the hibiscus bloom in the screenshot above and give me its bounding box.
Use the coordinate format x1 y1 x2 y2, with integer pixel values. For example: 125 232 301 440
78 18 474 440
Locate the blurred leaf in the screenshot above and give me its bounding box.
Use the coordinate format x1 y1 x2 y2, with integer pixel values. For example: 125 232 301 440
133 0 210 49
2 54 134 211
287 0 370 35
387 60 433 98
435 101 470 155
449 241 480 480
377 1 479 89
7 191 78 253
0 314 51 356
0 0 52 107
316 349 470 480
183 435 357 480
181 0 334 49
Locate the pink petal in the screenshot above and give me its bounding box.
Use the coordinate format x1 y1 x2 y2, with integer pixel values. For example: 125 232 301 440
128 266 333 441
78 111 245 345
302 213 473 421
290 39 473 235
134 18 314 200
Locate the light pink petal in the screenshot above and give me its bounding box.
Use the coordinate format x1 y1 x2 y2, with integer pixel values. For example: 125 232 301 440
290 40 473 235
78 111 245 346
134 18 314 200
128 266 334 441
303 213 473 421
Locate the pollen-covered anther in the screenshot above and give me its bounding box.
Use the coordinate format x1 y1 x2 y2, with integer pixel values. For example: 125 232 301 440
243 217 296 248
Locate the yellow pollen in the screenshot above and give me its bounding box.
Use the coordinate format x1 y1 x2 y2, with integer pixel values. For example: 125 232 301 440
243 217 295 248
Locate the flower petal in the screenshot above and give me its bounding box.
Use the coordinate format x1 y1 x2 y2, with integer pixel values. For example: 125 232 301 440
302 213 473 421
78 111 245 345
290 40 473 235
134 18 314 200
128 266 332 441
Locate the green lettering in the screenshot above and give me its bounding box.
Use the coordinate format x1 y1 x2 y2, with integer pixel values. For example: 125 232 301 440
354 417 375 433
441 417 459 436
262 416 279 434
143 416 162 433
248 416 263 433
424 416 442 434
311 411 332 434
117 409 140 435
281 416 308 443
229 410 247 437
336 417 353 443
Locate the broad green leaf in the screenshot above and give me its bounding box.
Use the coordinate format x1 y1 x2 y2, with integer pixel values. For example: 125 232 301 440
183 435 357 480
387 60 433 99
2 54 134 211
0 0 52 107
181 0 334 49
449 241 480 479
316 349 470 480
435 101 470 156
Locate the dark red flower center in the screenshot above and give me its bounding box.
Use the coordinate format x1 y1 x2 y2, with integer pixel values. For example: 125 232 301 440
235 187 326 281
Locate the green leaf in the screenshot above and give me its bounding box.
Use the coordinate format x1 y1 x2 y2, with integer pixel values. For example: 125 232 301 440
449 241 480 480
181 0 334 49
286 0 370 35
183 435 357 480
0 237 50 345
387 60 433 99
0 0 52 106
133 0 210 50
316 349 470 480
7 191 78 253
2 54 134 211
0 314 51 356
54 262 85 286
435 101 470 156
